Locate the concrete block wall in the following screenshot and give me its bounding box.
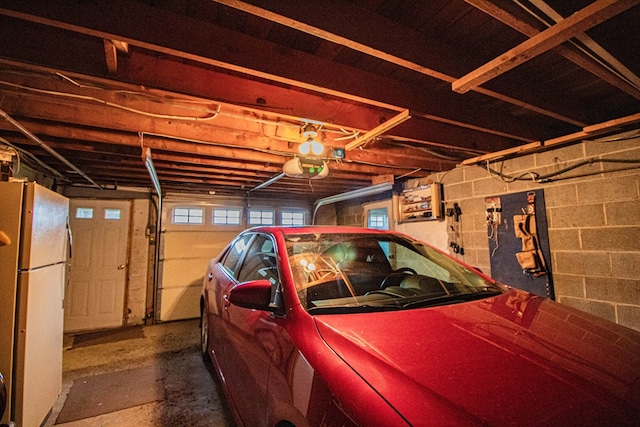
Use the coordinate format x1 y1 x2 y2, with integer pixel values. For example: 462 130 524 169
427 132 640 331
336 202 364 226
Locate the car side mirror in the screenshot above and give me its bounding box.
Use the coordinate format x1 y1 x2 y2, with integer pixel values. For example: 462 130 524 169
229 279 281 313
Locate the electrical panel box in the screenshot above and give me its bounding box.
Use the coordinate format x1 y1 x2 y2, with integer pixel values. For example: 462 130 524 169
399 184 442 223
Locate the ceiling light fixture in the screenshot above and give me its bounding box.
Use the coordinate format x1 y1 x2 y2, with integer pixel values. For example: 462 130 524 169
300 123 324 156
299 137 324 156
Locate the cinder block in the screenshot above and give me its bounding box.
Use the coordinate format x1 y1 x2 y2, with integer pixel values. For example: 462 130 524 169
605 200 640 226
460 230 490 250
581 227 640 252
472 177 508 197
544 184 578 207
576 175 638 204
505 178 538 193
499 155 535 175
460 197 486 216
548 204 605 228
548 229 580 251
443 181 473 199
617 305 640 332
552 273 585 298
559 297 616 323
463 164 490 181
611 252 640 279
554 251 611 275
586 276 640 305
585 133 640 157
535 144 585 167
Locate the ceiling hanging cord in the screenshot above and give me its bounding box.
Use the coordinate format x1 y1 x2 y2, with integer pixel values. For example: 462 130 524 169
0 107 101 188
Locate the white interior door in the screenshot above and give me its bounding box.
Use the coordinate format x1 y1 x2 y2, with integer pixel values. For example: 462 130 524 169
65 200 130 332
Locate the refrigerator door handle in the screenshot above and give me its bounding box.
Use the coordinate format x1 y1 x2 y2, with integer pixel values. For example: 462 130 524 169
66 218 73 259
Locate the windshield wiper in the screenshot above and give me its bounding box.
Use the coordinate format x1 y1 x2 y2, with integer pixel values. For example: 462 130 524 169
308 303 399 314
402 289 502 309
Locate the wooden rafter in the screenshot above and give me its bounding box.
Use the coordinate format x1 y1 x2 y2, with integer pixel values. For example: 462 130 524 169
453 0 640 93
0 2 551 140
345 110 411 151
212 0 587 127
465 0 640 100
461 112 640 165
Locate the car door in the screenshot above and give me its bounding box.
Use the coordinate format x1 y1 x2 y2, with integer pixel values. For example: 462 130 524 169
222 233 283 426
205 233 254 378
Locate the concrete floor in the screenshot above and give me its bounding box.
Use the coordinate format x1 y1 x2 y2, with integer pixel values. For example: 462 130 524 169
43 319 235 427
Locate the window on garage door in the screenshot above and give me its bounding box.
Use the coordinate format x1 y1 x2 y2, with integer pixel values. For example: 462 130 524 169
249 209 275 226
281 210 305 226
172 207 204 225
213 208 242 225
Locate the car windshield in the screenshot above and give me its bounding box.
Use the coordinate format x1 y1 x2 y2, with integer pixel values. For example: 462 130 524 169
286 232 503 314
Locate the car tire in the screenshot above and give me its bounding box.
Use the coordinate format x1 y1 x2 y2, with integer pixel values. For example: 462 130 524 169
200 308 209 362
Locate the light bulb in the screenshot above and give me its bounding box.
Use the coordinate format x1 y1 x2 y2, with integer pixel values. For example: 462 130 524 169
299 140 311 155
310 140 324 155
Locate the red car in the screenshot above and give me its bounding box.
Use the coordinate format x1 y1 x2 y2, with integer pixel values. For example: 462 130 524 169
200 226 640 426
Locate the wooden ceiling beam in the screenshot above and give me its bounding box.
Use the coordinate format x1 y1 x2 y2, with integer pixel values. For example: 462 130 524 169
103 39 118 75
214 0 589 127
0 112 446 175
465 0 640 100
528 0 640 93
117 53 519 151
0 1 577 140
453 0 640 93
0 63 516 153
461 111 640 165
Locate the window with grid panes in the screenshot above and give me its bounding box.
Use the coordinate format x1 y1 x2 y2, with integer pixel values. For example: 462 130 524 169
213 208 242 225
173 207 204 225
249 209 275 226
281 210 305 226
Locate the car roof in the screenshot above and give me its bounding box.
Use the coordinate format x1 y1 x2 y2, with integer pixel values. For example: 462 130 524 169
245 225 397 236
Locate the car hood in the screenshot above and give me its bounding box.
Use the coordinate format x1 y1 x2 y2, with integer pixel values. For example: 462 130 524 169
313 290 640 426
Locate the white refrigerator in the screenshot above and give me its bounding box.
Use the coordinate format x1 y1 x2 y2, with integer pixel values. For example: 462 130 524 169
0 181 69 427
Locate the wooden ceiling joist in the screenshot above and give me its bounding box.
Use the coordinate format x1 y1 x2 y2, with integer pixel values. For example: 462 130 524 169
465 0 640 100
453 0 640 93
0 1 637 197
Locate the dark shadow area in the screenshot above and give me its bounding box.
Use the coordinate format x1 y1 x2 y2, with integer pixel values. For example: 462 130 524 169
69 325 144 349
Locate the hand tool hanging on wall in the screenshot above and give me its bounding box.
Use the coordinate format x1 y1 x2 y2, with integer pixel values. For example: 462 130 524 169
485 197 503 257
446 202 464 255
513 192 547 277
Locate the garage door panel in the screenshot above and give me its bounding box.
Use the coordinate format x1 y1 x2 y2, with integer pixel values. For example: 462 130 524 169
159 286 201 321
161 258 208 286
163 230 238 258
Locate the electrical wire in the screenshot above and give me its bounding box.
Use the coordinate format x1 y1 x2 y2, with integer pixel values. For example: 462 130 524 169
0 136 67 180
483 157 640 183
0 79 221 121
1 69 370 137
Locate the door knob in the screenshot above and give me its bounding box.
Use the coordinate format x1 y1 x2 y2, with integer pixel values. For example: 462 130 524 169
118 264 125 270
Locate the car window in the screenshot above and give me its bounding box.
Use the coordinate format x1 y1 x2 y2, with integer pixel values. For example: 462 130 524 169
286 233 502 313
221 234 253 278
236 234 279 285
